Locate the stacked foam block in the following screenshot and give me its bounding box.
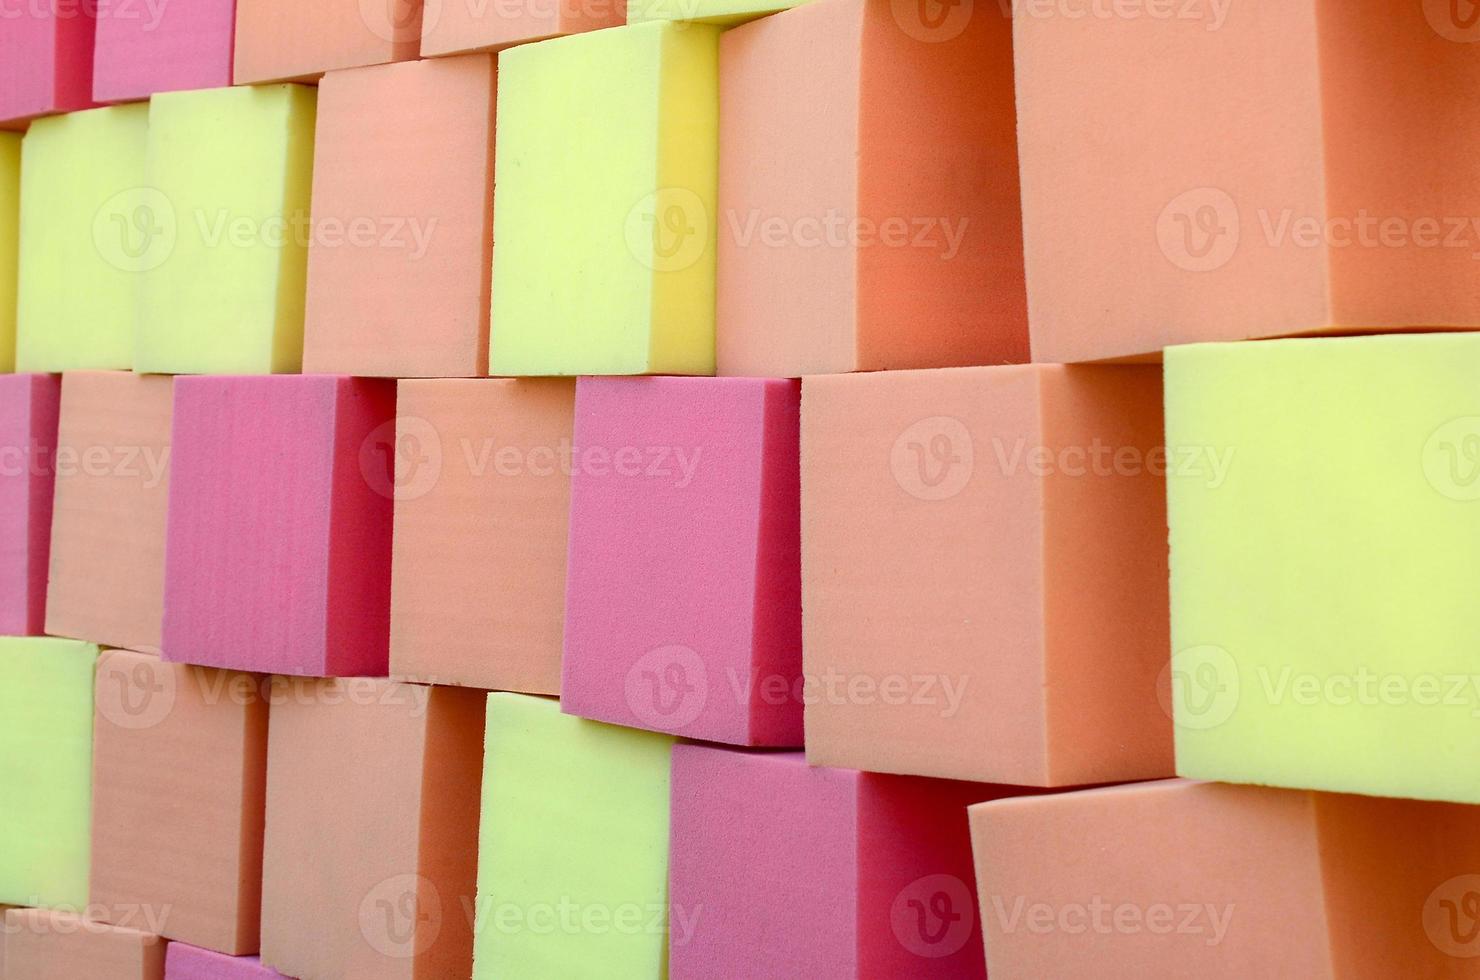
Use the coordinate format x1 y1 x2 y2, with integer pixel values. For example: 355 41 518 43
1 1 1478 978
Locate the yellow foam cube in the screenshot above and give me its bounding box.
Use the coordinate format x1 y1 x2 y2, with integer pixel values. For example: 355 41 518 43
0 637 98 908
138 84 316 375
490 22 719 377
15 106 149 372
0 133 17 373
627 0 804 24
1167 333 1480 803
472 694 674 978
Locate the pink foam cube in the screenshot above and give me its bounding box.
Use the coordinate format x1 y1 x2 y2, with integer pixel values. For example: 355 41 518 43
166 945 287 980
0 2 95 128
669 745 1013 978
0 373 59 635
93 0 235 103
561 377 801 746
163 375 395 676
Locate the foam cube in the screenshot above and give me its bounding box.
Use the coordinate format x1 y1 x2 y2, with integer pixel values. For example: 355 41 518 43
0 374 60 636
717 0 1024 377
15 104 148 372
1018 2 1480 362
802 365 1171 786
166 945 288 979
473 694 674 978
261 678 483 980
138 85 316 375
562 377 801 745
233 0 421 84
671 746 1014 978
91 650 267 955
45 372 172 652
489 22 719 376
93 0 235 102
0 4 94 128
971 780 1480 978
0 637 97 908
303 55 495 378
1166 333 1480 803
390 379 575 694
627 0 799 24
2 909 164 979
163 375 395 677
421 0 624 54
0 132 18 371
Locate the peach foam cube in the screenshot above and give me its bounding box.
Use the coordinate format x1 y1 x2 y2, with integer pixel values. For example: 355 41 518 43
162 375 395 676
390 379 575 694
2 909 164 980
0 4 95 129
260 678 483 980
670 745 1020 978
233 0 421 84
971 780 1480 978
0 374 60 636
92 0 236 102
421 0 624 55
45 372 172 653
1017 0 1480 362
561 377 801 746
304 55 496 378
716 0 1024 376
802 365 1171 786
90 650 268 956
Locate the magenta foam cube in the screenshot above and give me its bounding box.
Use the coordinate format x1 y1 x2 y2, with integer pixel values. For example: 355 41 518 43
92 0 235 102
0 2 95 128
561 376 801 746
669 746 1008 979
166 945 287 979
163 375 395 676
0 373 59 635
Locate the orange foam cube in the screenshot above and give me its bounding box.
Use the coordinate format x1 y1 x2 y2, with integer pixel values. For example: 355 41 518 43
716 0 1025 376
802 365 1170 786
390 379 574 694
1017 0 1480 362
233 0 422 84
303 55 496 378
972 780 1480 978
